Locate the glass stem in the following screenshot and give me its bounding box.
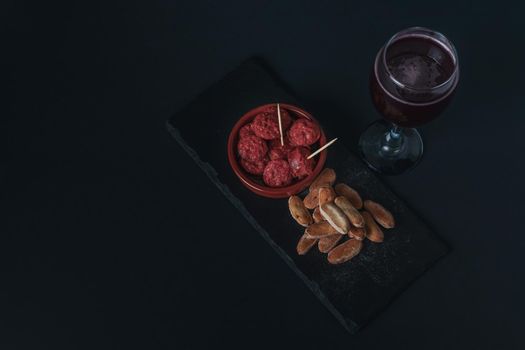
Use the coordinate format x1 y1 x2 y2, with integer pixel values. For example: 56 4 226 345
380 124 404 157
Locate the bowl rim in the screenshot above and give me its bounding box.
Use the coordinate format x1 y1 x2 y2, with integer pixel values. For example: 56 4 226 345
227 103 327 198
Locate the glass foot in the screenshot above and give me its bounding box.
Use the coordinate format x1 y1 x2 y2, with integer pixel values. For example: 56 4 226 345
358 120 423 175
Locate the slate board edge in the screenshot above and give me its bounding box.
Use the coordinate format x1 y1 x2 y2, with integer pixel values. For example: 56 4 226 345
166 122 359 333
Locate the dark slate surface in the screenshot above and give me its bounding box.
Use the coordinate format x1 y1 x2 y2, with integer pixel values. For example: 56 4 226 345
166 58 448 333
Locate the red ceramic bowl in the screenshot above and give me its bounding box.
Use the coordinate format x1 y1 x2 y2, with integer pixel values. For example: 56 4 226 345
227 103 327 198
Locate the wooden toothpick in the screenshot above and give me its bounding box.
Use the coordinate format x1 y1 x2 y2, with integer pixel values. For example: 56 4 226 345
307 138 338 159
277 103 284 146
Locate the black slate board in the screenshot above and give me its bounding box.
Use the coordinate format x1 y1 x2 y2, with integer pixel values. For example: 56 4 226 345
166 58 448 333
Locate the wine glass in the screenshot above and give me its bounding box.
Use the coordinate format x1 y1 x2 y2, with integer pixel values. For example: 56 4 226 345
359 27 459 175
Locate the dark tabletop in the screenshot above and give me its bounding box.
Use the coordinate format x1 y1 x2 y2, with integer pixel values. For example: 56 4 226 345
4 0 525 349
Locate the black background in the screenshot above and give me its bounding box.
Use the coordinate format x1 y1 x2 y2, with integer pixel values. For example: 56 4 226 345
4 0 525 349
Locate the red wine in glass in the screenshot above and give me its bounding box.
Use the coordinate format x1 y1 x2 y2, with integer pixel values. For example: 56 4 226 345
360 27 459 174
